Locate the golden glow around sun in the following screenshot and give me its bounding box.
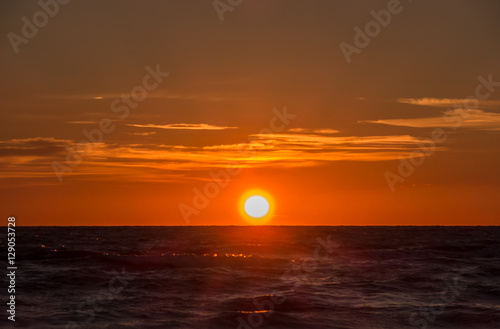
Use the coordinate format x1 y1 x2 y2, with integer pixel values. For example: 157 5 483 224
239 189 275 224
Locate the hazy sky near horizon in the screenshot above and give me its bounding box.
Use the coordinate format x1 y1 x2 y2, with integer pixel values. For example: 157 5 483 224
1 0 499 225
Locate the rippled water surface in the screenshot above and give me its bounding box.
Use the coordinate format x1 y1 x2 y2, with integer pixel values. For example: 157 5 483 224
1 226 499 328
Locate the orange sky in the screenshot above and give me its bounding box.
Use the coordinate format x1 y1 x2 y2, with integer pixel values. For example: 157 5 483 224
1 0 499 225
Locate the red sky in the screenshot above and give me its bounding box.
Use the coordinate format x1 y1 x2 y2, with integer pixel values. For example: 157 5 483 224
1 0 499 225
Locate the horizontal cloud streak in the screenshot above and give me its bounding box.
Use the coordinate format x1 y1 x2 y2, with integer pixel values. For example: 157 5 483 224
361 109 500 129
288 128 339 134
128 131 157 136
0 132 446 182
127 123 238 130
0 138 71 157
397 98 500 108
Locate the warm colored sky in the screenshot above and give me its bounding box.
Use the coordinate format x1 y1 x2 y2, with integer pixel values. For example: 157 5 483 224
1 0 499 225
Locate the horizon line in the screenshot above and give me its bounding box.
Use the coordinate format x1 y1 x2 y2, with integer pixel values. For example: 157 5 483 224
13 225 500 227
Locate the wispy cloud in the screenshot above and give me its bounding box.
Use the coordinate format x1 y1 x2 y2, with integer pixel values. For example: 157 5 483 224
128 131 157 136
397 98 500 108
126 123 238 130
0 137 71 157
288 128 339 134
201 133 442 165
250 133 423 148
0 132 445 182
361 109 500 130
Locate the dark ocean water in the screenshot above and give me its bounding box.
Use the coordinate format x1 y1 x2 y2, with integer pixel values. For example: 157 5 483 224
1 226 499 329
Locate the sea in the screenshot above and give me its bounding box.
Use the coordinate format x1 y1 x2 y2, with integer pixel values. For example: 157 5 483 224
1 226 499 329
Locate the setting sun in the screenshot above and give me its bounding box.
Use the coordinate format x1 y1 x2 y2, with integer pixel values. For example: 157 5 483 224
239 189 275 224
245 196 269 218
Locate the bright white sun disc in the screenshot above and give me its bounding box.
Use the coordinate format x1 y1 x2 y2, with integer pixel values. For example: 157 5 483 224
244 195 270 218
